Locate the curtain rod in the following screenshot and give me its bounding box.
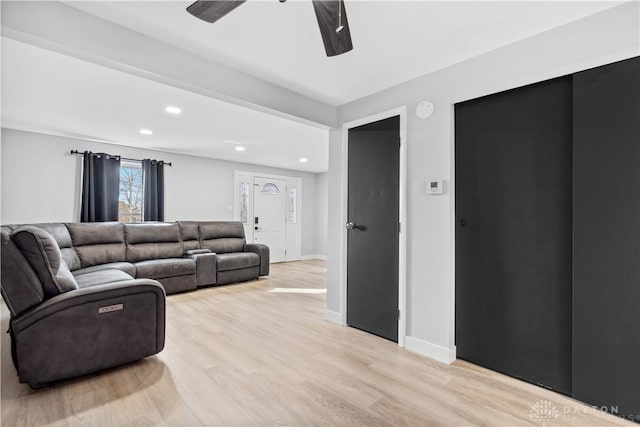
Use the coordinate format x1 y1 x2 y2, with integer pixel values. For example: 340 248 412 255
70 150 172 167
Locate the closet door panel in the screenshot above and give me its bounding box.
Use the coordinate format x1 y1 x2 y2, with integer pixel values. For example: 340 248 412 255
455 76 573 394
573 56 640 418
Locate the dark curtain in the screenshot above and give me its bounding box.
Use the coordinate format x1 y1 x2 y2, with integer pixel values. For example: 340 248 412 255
142 159 165 221
80 151 121 222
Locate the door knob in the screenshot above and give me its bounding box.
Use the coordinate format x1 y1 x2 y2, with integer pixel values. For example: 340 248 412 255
345 222 356 230
460 219 468 227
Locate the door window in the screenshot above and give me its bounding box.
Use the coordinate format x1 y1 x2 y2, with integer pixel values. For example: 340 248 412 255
288 187 297 224
261 183 280 194
239 181 249 223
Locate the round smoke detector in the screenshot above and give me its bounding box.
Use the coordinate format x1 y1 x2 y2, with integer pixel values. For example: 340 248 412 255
416 101 434 119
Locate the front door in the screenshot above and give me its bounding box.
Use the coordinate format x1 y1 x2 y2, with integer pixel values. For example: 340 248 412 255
253 177 286 263
346 115 400 342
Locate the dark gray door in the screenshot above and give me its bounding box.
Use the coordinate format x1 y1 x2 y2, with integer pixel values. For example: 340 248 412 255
455 77 573 394
572 57 640 418
347 115 400 342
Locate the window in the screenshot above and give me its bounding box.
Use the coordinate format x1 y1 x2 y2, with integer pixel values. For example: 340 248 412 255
239 181 249 223
261 182 280 194
119 162 144 223
288 187 297 224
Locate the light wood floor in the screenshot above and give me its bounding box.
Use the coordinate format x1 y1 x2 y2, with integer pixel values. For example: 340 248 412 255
1 260 633 426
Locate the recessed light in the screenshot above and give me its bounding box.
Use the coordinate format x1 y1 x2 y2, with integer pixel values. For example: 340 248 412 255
139 129 153 135
299 157 308 163
165 106 182 115
235 146 246 152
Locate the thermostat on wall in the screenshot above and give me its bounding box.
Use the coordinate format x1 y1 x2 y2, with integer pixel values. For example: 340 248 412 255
428 180 443 194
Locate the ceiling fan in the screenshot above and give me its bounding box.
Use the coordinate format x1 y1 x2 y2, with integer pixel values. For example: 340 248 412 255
186 0 353 57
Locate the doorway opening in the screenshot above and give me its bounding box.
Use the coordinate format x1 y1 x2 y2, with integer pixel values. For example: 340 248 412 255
234 171 302 263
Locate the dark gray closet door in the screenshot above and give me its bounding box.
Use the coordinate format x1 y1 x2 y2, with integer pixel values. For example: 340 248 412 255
347 115 400 342
573 56 640 419
455 77 573 394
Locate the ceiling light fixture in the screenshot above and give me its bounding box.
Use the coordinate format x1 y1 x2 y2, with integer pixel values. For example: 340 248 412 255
299 157 308 163
336 0 344 33
139 129 153 135
235 146 246 152
165 106 182 115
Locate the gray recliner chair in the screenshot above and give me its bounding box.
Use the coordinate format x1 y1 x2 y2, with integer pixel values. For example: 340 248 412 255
1 226 165 388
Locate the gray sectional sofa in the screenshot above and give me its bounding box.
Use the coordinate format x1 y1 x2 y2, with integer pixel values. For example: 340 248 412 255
0 220 269 387
3 220 269 294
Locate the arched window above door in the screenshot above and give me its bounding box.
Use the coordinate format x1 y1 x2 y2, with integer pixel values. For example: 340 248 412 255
261 183 280 194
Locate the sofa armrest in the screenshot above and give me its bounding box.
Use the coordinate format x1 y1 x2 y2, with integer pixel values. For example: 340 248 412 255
245 243 270 276
184 248 211 256
185 252 217 286
10 279 165 386
12 279 165 333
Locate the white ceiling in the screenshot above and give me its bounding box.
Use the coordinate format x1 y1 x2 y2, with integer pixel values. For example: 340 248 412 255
2 1 623 174
65 0 623 106
1 37 329 172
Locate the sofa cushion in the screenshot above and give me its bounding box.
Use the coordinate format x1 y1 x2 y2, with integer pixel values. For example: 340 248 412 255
201 238 246 254
216 252 259 272
72 262 136 277
66 222 125 267
135 258 195 279
178 221 200 251
199 221 245 239
24 223 81 271
74 269 134 288
125 223 184 262
12 226 78 297
199 222 246 254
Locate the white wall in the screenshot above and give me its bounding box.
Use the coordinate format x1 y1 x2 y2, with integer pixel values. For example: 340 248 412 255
1 128 327 257
314 172 328 258
326 2 640 361
326 129 343 313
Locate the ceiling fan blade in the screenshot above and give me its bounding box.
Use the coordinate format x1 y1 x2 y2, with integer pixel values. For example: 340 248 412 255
186 0 247 24
312 0 353 57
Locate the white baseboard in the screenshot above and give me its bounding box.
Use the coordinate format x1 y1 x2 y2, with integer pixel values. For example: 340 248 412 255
405 336 456 365
325 309 343 324
302 254 327 260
